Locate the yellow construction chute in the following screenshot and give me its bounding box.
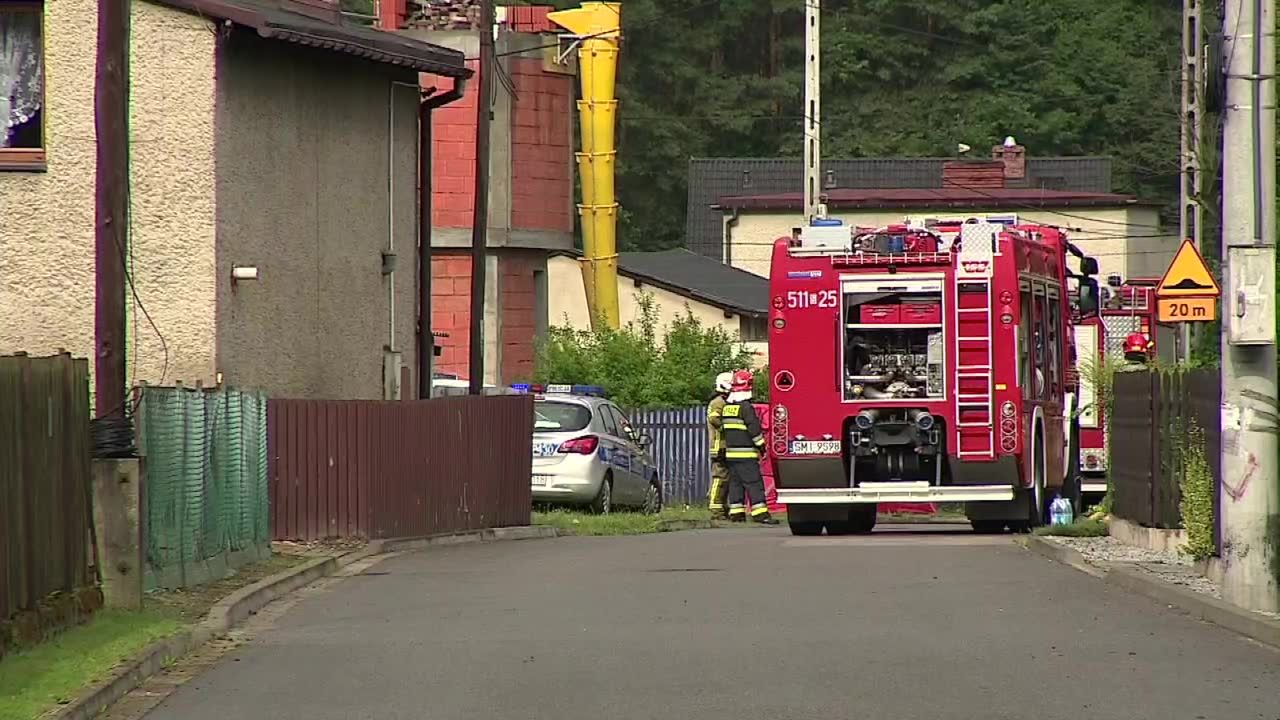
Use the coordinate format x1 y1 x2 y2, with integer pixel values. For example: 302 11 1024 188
547 2 621 329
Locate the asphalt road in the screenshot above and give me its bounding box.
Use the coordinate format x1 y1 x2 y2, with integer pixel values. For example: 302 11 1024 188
142 525 1280 720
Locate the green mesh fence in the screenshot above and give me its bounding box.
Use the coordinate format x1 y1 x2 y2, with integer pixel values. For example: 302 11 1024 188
138 386 270 590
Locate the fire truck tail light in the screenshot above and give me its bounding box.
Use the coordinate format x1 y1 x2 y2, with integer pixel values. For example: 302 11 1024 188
774 370 795 391
1001 313 1013 325
773 318 786 329
1000 290 1014 304
1000 435 1017 453
1000 401 1016 418
772 295 784 309
772 440 788 455
1000 418 1016 434
773 404 788 421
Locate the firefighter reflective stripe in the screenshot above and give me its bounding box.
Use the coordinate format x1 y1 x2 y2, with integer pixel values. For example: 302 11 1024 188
750 503 769 517
721 401 764 458
728 503 746 516
708 471 728 512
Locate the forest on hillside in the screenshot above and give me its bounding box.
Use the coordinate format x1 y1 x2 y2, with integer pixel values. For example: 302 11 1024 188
544 0 1199 252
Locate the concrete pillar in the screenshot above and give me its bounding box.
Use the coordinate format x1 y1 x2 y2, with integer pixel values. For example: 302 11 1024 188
91 458 143 610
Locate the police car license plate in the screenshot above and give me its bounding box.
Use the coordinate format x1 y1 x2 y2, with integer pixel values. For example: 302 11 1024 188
532 442 559 458
790 440 840 455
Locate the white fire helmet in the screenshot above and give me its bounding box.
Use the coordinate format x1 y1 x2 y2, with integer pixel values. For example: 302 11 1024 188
715 371 734 394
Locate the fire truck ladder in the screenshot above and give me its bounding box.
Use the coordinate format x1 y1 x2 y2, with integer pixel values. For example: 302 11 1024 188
954 280 994 458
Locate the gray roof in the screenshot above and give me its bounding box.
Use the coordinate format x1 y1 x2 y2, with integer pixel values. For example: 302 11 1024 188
618 249 768 316
685 157 1114 260
158 0 470 76
554 249 769 316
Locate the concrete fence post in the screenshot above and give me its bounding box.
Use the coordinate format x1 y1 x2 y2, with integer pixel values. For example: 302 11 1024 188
91 458 144 610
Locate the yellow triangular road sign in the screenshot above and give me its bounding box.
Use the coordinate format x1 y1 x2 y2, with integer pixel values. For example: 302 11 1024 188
1156 240 1221 298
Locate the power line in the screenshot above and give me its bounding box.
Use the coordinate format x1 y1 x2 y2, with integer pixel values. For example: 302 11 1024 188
922 179 1164 230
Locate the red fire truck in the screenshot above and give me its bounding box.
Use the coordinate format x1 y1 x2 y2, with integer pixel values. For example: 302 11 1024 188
1072 277 1175 501
766 218 1100 536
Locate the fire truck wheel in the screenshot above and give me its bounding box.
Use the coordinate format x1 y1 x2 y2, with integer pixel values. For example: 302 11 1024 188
788 519 824 536
1011 426 1048 533
847 505 877 534
970 520 1006 534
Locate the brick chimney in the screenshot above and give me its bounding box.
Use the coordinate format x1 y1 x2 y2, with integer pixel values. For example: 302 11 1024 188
942 160 1005 189
992 137 1027 181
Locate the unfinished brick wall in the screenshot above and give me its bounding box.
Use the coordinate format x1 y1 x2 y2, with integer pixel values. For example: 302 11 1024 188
431 249 543 383
431 252 473 377
500 250 540 382
429 59 480 229
510 57 573 233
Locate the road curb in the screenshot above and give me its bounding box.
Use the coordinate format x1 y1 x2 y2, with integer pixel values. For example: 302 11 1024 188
1105 564 1280 649
1017 535 1107 579
1021 536 1280 650
51 525 559 720
657 519 713 532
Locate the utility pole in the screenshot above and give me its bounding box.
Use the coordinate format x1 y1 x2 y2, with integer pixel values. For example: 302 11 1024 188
1179 0 1205 361
1220 0 1278 612
95 0 129 420
468 0 494 395
802 0 820 223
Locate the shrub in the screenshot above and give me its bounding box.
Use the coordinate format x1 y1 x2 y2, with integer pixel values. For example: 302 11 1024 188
1178 419 1215 560
535 293 756 408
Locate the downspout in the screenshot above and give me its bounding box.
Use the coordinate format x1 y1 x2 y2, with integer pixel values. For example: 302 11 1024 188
721 207 740 267
417 77 467 400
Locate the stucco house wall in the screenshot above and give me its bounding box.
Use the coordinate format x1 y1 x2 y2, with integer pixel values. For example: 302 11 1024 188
724 206 1174 283
0 0 217 389
1 1 445 401
213 32 420 400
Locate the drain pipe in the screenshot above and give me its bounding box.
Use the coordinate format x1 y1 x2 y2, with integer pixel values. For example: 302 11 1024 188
417 77 467 400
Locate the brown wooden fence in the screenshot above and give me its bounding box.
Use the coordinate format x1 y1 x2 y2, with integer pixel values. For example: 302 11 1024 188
1111 368 1221 533
0 353 95 621
268 395 534 541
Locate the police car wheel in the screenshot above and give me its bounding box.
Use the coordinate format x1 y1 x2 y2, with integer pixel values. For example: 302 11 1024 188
642 479 662 514
591 475 613 515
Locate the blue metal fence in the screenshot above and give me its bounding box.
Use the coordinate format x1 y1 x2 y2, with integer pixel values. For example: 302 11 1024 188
626 407 710 506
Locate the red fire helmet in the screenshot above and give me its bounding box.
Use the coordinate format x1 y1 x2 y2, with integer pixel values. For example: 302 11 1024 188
1124 332 1152 355
730 369 754 392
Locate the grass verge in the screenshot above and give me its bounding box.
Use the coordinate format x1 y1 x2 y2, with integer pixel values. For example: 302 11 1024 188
0 610 181 720
0 551 309 720
1034 518 1108 537
534 506 714 536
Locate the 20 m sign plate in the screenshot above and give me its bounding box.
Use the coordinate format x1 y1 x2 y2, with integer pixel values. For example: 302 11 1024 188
1157 297 1216 322
1155 239 1220 323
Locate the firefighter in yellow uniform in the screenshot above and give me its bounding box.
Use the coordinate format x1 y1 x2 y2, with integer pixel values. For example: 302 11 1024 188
722 370 778 525
706 372 733 519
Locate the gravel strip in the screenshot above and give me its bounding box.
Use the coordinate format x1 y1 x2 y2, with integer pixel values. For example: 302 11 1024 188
1045 535 1223 599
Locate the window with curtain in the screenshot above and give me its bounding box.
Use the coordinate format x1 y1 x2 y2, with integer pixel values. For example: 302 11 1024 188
1 2 44 169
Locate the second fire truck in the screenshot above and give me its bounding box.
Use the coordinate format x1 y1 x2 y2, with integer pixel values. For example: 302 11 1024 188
767 218 1101 536
1072 276 1175 501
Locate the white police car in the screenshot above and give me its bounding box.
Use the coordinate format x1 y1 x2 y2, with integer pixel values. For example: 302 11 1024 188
514 384 661 515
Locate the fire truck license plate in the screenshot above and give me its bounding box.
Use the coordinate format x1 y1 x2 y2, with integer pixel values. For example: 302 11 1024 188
790 440 840 455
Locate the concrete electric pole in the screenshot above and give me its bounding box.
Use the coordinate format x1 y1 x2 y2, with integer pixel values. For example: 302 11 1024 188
1180 0 1205 361
95 0 129 421
802 0 820 223
1220 0 1278 611
468 0 494 395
